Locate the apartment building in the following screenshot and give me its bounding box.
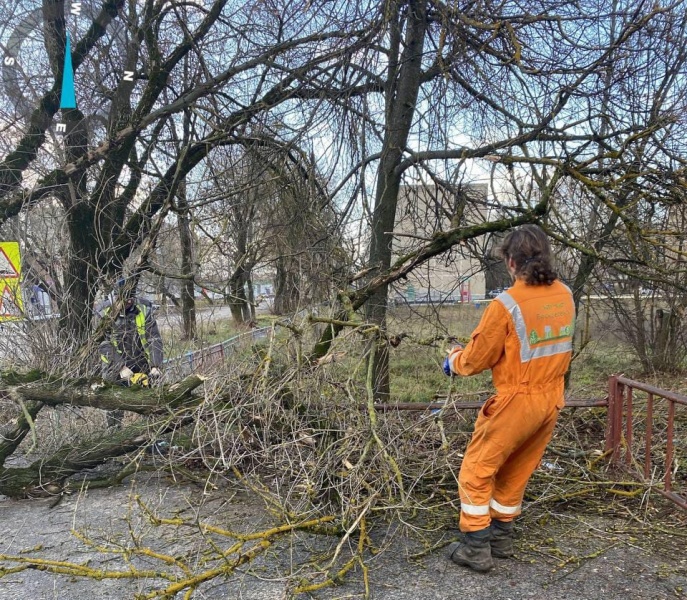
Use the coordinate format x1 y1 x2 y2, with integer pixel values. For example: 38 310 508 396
391 182 500 303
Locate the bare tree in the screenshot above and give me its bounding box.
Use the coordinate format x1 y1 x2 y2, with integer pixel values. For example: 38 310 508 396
0 0 375 341
305 0 687 397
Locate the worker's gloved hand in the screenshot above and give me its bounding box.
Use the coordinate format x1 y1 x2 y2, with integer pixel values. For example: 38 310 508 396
130 372 150 387
149 367 161 379
119 366 134 381
443 344 464 377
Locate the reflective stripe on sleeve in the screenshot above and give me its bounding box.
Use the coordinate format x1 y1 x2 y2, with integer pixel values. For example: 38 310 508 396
496 291 573 363
461 502 490 516
136 305 150 361
490 498 521 515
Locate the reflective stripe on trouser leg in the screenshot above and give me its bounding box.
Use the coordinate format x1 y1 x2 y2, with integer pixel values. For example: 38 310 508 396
458 440 499 532
461 502 490 516
459 390 561 532
458 392 521 532
489 498 521 515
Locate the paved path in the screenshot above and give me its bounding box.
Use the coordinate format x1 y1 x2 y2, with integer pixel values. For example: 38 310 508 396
1 473 686 599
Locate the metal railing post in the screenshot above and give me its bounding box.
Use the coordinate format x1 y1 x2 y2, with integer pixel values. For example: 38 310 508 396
644 393 653 479
625 386 633 466
606 375 619 460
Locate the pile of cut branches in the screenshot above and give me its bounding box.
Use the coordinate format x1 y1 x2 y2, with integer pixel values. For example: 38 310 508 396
1 314 686 597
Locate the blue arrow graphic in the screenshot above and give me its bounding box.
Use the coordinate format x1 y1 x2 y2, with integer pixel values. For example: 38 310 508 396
60 32 76 109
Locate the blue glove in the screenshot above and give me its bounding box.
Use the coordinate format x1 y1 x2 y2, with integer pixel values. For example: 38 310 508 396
442 356 453 377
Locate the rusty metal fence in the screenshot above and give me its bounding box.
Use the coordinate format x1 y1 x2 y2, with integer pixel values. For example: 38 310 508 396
606 375 687 510
377 375 687 511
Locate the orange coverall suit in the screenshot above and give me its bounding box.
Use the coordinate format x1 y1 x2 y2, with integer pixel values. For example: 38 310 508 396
447 279 575 532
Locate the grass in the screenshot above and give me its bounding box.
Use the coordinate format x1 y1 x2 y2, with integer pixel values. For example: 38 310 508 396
159 308 274 362
389 341 493 403
569 340 640 388
200 316 274 347
385 303 492 402
388 303 645 404
157 300 680 404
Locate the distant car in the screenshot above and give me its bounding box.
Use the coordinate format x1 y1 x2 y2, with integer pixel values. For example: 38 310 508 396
487 288 506 298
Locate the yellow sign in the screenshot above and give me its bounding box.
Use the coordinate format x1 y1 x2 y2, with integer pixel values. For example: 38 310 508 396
0 242 22 321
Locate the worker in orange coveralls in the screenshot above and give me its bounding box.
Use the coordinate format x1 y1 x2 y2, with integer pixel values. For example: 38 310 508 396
443 224 575 572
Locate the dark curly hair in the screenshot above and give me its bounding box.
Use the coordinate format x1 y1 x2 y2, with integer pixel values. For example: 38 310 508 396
499 224 557 286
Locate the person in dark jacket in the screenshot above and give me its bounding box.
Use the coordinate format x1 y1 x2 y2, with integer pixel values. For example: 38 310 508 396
97 281 163 427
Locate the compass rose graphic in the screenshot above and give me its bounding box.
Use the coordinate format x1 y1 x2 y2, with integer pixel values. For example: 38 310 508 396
60 32 77 110
1 1 133 144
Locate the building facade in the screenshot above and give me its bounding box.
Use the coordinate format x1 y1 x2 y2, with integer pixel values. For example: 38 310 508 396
391 183 495 303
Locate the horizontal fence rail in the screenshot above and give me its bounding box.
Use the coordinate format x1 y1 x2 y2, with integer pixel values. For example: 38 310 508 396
381 377 687 512
372 398 609 412
163 326 271 378
607 375 687 510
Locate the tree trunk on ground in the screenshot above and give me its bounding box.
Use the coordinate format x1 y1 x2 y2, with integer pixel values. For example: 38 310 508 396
0 398 43 465
0 374 204 498
0 426 151 498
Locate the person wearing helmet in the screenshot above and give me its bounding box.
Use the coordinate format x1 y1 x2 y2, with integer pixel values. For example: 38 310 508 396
97 279 164 428
442 224 575 572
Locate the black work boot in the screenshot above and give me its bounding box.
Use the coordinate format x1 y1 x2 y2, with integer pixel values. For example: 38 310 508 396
490 519 514 558
447 528 494 572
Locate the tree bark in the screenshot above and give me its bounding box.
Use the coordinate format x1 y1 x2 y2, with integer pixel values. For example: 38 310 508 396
177 180 197 340
273 255 300 315
366 0 429 400
228 268 251 324
0 374 204 498
0 426 151 498
12 375 205 413
227 208 253 324
58 108 98 342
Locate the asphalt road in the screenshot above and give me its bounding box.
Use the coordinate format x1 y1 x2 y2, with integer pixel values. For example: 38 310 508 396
1 473 685 600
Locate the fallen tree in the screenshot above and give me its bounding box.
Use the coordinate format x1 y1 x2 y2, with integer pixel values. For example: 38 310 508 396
0 373 204 498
